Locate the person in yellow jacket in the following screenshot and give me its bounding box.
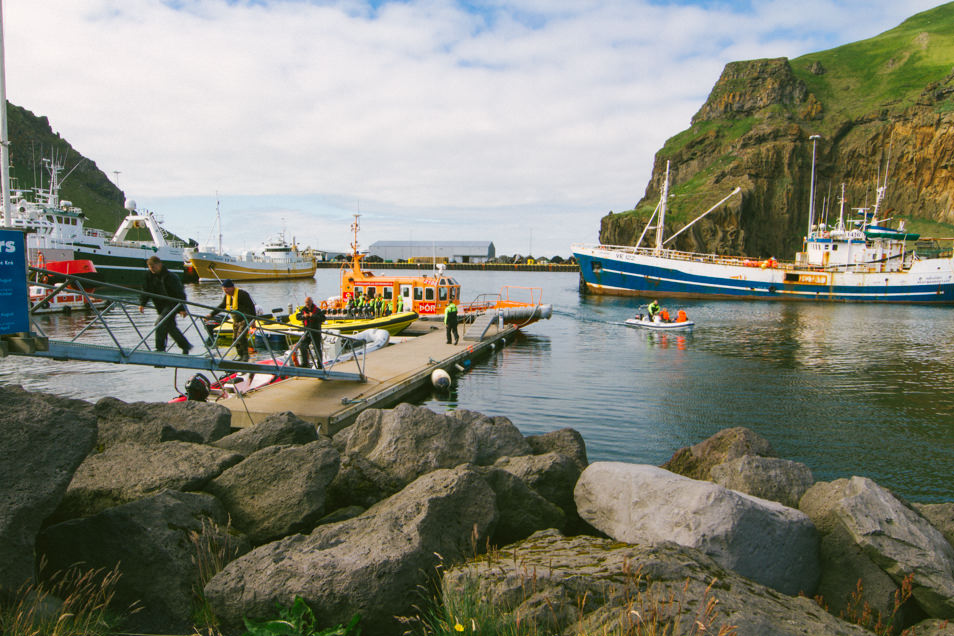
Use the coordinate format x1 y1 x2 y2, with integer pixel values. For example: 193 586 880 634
209 279 256 361
444 300 459 345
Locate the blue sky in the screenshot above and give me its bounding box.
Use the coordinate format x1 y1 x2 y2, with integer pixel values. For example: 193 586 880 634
5 0 947 256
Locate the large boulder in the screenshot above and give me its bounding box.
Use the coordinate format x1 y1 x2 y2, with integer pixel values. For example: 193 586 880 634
800 477 954 619
710 455 814 508
443 529 872 636
493 452 583 524
575 462 819 596
477 466 565 545
0 386 97 593
325 452 406 510
662 427 775 480
38 490 249 634
914 503 954 548
53 441 243 521
94 396 232 446
329 404 532 506
212 411 318 455
205 465 498 635
204 440 340 544
525 428 588 469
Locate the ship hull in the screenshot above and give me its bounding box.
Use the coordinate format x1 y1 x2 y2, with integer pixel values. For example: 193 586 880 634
190 254 316 281
31 241 185 289
572 245 954 304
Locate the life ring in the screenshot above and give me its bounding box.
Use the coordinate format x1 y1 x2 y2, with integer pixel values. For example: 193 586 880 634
291 346 302 367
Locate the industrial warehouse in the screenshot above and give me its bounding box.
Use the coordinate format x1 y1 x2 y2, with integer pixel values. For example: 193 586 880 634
367 240 495 263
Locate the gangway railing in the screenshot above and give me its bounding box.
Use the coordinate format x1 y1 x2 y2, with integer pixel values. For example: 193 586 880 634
6 268 372 386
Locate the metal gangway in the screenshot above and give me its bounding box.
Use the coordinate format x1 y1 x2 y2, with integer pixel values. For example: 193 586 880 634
2 267 372 389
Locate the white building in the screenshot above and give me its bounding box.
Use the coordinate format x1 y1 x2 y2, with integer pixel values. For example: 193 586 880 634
368 240 495 263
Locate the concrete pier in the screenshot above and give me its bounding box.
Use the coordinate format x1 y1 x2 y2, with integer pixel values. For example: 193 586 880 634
222 321 516 434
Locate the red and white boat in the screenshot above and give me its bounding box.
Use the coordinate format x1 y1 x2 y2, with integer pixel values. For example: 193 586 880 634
29 259 108 313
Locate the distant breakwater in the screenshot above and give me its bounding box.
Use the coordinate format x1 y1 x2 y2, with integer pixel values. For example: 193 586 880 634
315 261 578 272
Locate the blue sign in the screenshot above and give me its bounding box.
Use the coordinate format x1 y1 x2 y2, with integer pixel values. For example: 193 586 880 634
0 229 29 335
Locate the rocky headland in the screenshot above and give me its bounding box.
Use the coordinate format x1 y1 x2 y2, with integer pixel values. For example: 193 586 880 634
598 3 954 260
2 382 954 635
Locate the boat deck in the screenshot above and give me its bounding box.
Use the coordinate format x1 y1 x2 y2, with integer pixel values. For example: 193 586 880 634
221 321 515 435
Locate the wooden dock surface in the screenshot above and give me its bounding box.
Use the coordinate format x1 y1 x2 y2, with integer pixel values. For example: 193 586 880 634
223 321 516 434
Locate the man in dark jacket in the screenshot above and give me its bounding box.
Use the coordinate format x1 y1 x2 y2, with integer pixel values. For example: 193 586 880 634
138 255 192 354
296 296 326 368
209 279 256 361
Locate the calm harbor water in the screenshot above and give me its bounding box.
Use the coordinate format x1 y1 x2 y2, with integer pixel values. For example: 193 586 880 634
4 268 953 502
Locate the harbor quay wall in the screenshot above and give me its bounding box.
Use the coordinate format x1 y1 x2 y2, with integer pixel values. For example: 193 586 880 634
4 383 954 635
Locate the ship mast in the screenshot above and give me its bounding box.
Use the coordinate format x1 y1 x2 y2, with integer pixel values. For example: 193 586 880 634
807 134 821 238
654 161 670 252
0 0 11 225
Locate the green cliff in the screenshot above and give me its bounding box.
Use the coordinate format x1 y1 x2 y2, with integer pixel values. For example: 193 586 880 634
6 103 129 232
600 2 954 258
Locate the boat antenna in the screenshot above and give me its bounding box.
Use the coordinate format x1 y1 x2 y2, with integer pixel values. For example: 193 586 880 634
807 134 821 238
838 183 846 231
0 0 11 225
216 194 222 255
655 161 670 253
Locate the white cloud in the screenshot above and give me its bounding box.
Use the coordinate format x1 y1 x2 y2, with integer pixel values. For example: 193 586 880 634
3 0 946 255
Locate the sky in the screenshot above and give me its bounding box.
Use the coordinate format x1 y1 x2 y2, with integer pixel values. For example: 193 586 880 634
3 0 947 257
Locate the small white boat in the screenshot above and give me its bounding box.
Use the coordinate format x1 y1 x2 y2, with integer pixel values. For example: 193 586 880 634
624 313 694 331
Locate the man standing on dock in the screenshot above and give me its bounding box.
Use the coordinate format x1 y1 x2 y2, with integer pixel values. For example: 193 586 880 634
297 296 326 368
210 279 256 362
444 299 459 345
138 255 192 354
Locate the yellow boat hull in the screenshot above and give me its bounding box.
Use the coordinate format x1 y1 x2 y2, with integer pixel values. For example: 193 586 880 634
190 256 316 281
214 311 419 343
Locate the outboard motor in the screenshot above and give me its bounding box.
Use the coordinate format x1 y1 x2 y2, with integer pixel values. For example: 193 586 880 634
185 373 211 401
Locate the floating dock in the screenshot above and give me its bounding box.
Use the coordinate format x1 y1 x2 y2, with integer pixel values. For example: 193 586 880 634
222 321 516 434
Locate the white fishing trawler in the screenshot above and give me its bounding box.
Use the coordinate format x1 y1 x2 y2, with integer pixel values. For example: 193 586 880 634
573 155 954 304
1 157 188 288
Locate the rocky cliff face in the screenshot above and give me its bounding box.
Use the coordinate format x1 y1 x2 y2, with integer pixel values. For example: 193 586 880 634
599 6 954 259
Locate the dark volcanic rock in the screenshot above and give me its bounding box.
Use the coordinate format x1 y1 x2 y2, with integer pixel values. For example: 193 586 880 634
38 490 249 634
53 441 243 521
212 411 318 455
205 465 498 635
710 455 814 508
204 440 340 544
94 396 231 446
0 385 97 592
662 426 776 480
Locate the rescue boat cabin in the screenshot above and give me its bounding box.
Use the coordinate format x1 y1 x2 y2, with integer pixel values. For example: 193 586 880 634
339 252 461 317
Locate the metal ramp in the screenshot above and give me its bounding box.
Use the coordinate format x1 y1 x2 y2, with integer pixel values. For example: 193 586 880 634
3 268 370 385
463 311 497 342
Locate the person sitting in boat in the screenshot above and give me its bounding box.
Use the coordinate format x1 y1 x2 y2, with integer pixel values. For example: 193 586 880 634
647 299 661 321
677 309 689 323
209 279 256 362
659 308 671 322
296 296 326 368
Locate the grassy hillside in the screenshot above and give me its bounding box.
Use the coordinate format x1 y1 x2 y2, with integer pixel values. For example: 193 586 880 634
6 103 128 231
792 2 954 120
